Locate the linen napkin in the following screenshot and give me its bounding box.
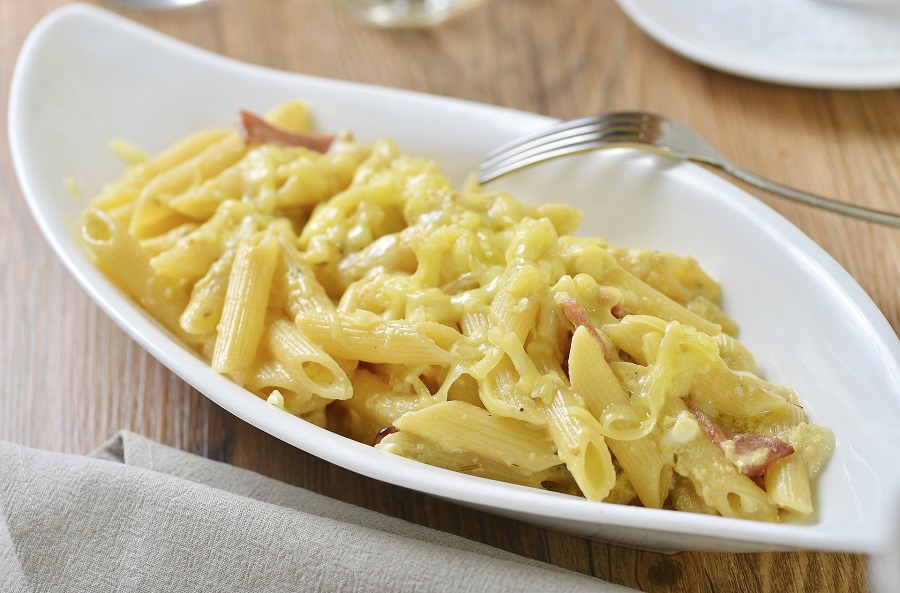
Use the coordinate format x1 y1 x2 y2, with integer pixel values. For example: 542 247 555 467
0 431 638 593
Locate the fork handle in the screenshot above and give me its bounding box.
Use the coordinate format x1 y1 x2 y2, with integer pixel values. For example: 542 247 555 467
714 161 900 228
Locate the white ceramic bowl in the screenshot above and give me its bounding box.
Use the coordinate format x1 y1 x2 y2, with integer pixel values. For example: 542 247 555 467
10 3 900 554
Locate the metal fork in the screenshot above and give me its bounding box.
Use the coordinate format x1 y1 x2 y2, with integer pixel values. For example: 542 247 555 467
478 112 900 228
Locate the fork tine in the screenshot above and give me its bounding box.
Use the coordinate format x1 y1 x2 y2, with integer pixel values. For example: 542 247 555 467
478 135 651 184
481 123 647 172
479 113 657 183
483 126 643 167
482 112 650 165
482 126 648 172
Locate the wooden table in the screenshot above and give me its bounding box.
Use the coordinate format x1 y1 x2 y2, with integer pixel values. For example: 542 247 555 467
2 1 897 591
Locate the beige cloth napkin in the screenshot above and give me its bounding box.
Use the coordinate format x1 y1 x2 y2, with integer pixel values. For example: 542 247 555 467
0 431 637 593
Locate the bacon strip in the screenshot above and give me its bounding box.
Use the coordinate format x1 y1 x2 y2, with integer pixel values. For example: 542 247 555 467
234 110 338 152
684 400 794 477
560 297 611 363
373 426 399 446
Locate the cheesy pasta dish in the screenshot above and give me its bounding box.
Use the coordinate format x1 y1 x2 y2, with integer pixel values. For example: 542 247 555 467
80 101 833 521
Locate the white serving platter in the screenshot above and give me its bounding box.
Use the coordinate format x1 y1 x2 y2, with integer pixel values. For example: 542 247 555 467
9 3 900 554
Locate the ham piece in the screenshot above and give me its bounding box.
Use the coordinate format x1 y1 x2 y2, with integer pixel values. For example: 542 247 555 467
234 110 338 152
684 400 794 477
560 297 612 364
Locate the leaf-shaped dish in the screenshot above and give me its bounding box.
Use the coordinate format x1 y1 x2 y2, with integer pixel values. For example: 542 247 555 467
10 3 900 554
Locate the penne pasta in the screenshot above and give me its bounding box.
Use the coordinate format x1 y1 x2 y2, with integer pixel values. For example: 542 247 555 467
294 312 474 365
376 429 579 494
211 230 280 372
79 102 832 522
129 132 247 238
81 208 195 344
569 326 672 508
91 129 230 212
392 400 560 473
261 312 352 401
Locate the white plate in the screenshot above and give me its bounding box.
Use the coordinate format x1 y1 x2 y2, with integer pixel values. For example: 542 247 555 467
616 0 900 89
9 3 900 554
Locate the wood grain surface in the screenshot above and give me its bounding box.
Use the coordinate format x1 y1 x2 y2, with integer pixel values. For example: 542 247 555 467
2 1 897 591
